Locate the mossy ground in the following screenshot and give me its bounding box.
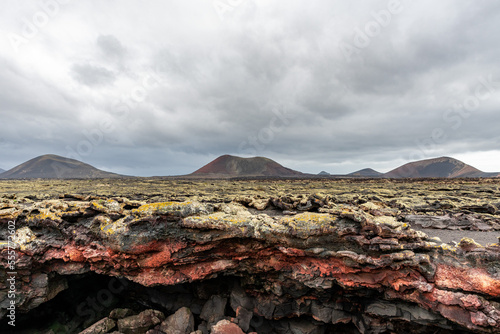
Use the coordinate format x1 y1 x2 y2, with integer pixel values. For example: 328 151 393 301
1 178 498 215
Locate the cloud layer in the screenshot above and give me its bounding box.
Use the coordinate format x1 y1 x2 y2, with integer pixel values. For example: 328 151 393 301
1 0 499 175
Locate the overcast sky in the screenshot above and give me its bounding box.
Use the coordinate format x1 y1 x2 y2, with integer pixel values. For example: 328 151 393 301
1 0 499 176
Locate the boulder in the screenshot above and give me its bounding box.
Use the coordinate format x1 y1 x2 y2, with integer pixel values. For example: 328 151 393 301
159 307 195 334
200 295 227 326
211 320 245 334
79 317 116 334
110 308 135 320
117 309 165 334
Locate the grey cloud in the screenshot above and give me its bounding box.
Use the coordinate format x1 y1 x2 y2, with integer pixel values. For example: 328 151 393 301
71 63 116 86
97 34 126 59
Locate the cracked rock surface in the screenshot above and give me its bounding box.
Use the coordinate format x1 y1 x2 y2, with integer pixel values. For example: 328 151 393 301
1 178 500 333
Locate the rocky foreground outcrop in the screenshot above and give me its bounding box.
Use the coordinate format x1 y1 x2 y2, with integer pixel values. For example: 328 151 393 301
1 195 500 333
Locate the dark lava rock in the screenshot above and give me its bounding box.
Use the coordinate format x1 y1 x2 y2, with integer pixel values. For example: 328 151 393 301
200 295 228 327
79 317 116 334
210 319 245 334
117 309 165 334
159 307 195 334
110 308 135 320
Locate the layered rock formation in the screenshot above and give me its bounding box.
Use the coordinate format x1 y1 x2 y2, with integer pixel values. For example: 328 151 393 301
1 192 500 333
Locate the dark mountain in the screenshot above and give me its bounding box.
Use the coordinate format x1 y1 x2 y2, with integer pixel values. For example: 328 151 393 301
0 168 5 174
191 155 303 177
318 171 331 176
384 157 493 178
348 168 383 177
0 154 123 179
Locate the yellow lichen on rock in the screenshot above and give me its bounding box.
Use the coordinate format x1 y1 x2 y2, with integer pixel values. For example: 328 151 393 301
439 243 457 252
372 216 404 229
360 202 385 211
132 201 192 215
90 199 122 213
278 213 336 237
458 237 484 249
27 209 61 223
184 212 251 230
280 212 332 226
15 226 37 251
90 200 106 212
100 217 128 236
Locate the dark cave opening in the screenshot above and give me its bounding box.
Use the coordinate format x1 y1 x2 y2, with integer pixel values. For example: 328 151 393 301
0 272 475 334
1 273 137 333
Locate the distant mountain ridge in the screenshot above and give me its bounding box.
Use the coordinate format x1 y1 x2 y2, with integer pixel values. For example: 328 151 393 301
0 154 123 179
0 154 498 179
383 157 494 178
0 168 5 174
348 168 383 177
191 155 303 177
